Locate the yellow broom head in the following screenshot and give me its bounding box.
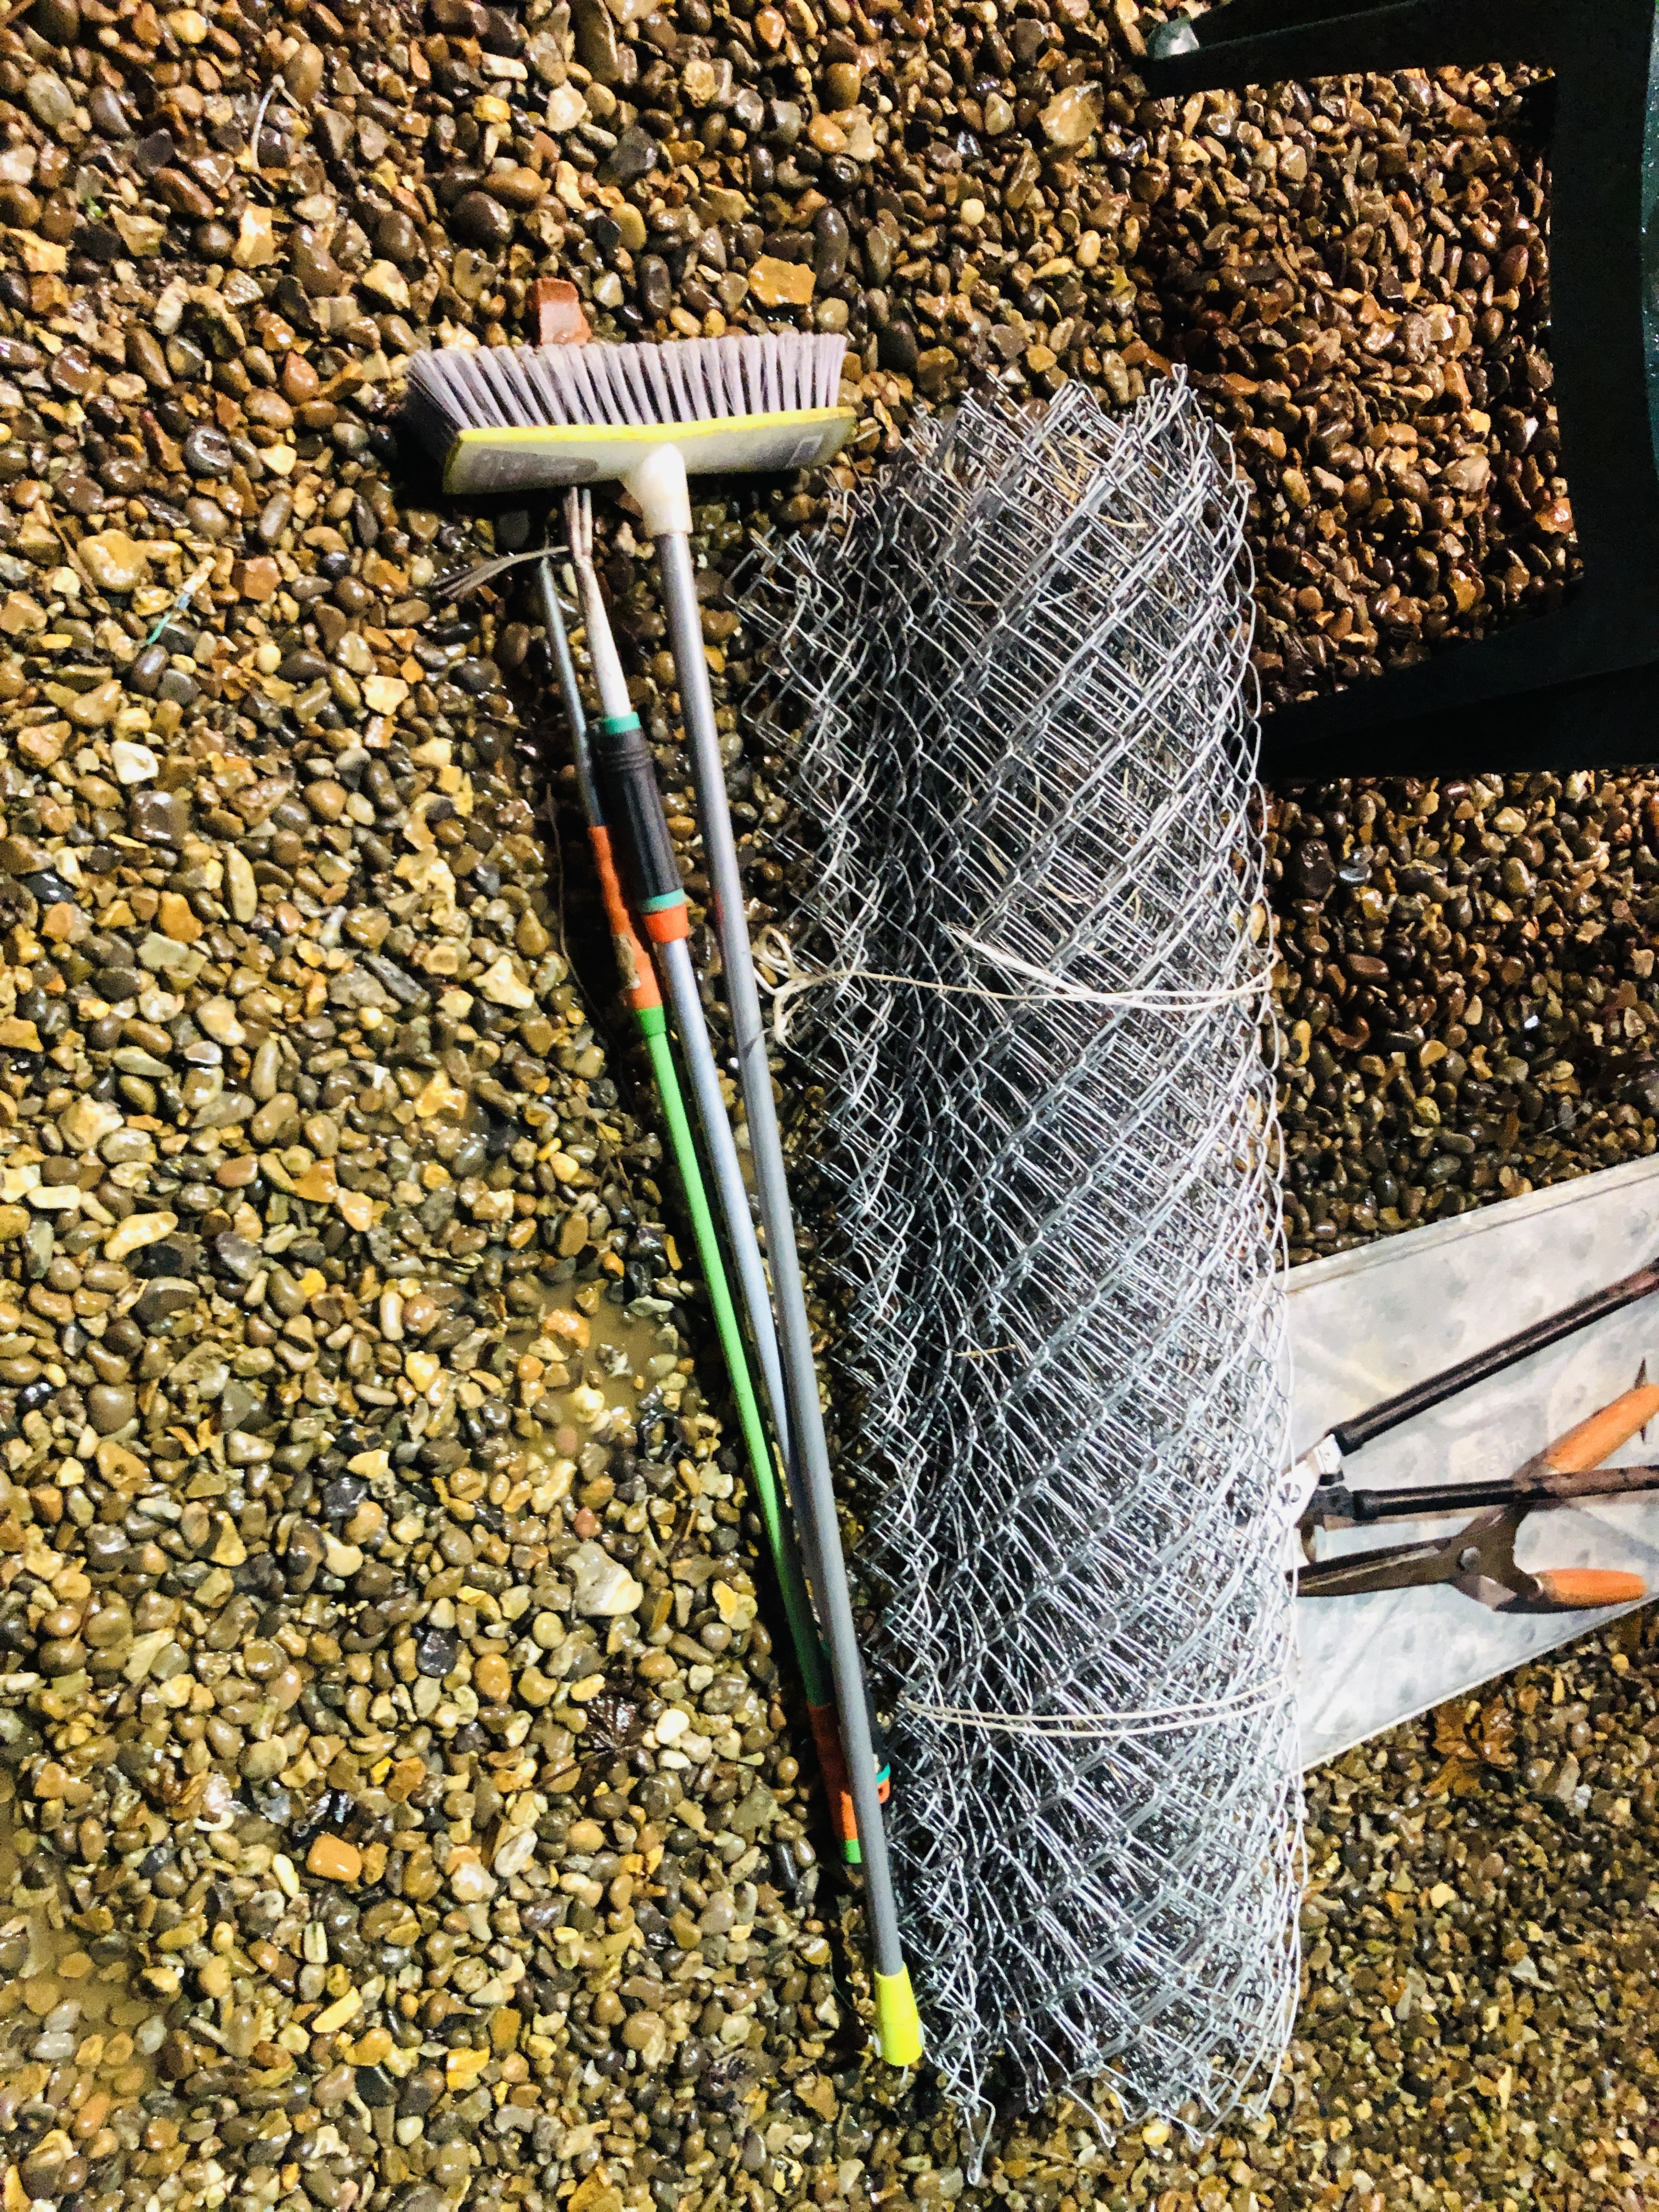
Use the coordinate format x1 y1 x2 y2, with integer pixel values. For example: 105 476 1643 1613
403 331 854 498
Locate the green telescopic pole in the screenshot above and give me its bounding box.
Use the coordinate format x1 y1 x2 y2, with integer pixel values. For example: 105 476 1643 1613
637 1013 826 1696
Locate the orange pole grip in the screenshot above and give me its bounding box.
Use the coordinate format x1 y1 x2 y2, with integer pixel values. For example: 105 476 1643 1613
1533 1568 1645 1607
589 826 662 1017
643 903 691 945
1543 1385 1659 1474
806 1700 859 1853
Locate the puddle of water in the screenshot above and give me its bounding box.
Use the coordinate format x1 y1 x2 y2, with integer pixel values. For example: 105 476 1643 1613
0 1805 160 2163
506 1275 692 1497
410 1076 697 1508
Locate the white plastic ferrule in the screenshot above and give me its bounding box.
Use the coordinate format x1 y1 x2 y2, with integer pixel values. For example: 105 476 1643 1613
623 441 693 539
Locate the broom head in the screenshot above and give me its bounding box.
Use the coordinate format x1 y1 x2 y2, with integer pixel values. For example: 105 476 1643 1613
404 331 854 496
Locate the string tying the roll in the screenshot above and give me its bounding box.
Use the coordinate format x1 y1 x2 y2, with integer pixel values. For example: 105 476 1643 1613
900 1680 1282 1743
754 924 1271 1049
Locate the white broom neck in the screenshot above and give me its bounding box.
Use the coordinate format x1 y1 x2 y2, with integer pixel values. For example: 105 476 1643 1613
623 444 693 537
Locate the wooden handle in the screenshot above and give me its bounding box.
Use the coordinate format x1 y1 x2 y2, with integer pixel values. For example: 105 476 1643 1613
1533 1568 1646 1607
1543 1385 1659 1474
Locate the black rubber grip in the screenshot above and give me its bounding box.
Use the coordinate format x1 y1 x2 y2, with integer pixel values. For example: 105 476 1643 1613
1350 1477 1543 1523
1346 1462 1659 1526
1332 1259 1659 1457
594 714 682 910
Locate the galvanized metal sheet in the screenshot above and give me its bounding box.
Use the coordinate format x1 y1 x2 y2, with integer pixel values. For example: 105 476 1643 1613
1288 1152 1659 1769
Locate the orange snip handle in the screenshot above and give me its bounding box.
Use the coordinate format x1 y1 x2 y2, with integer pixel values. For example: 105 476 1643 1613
1533 1568 1646 1607
1544 1385 1659 1475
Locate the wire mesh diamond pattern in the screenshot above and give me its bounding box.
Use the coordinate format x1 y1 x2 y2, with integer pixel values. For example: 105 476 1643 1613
740 377 1298 2132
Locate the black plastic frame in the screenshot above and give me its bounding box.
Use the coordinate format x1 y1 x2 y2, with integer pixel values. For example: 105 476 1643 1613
1142 0 1659 779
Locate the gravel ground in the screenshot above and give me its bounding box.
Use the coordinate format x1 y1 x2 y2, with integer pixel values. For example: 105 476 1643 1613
1142 59 1575 711
1267 772 1659 1269
0 0 1643 2205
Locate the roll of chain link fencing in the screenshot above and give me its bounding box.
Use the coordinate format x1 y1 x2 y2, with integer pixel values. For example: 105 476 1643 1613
738 376 1299 2134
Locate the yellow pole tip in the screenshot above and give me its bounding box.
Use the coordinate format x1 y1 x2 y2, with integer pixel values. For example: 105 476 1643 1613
874 1968 924 2067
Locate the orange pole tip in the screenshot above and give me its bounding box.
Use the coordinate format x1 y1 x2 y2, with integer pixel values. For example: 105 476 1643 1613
806 1701 859 1853
588 826 662 1017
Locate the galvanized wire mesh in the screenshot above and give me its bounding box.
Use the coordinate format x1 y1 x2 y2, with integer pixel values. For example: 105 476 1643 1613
740 377 1300 2130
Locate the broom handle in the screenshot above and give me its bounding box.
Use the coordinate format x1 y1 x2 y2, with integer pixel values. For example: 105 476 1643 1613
658 530 921 2059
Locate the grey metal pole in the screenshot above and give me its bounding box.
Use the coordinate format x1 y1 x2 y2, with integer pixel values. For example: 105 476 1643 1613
656 528 913 2012
655 933 795 1484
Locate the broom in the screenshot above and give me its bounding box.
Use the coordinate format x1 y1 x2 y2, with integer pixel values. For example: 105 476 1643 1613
403 334 921 2067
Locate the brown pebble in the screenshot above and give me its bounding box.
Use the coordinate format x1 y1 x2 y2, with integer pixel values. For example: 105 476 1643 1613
307 1836 363 1884
281 352 320 404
